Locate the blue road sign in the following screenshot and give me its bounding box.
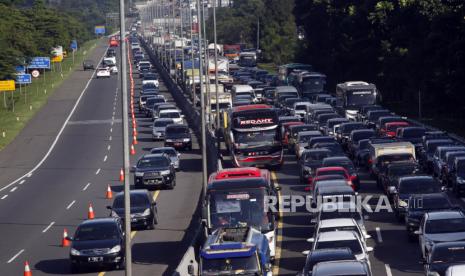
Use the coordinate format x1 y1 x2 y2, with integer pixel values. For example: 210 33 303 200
16 74 32 84
71 40 78 50
15 65 26 73
28 57 51 69
94 25 106 35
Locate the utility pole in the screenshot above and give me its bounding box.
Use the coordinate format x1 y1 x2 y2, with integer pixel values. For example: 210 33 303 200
189 2 196 106
180 0 185 86
213 0 220 152
256 18 260 51
197 0 208 197
201 2 211 129
118 0 132 274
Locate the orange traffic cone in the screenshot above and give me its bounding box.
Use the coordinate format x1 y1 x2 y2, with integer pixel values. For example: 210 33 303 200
24 261 32 276
132 135 138 145
88 203 95 219
133 127 137 136
62 228 70 247
119 168 125 182
106 185 113 199
130 144 136 155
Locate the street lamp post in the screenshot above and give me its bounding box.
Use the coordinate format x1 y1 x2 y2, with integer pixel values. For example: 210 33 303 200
213 0 220 151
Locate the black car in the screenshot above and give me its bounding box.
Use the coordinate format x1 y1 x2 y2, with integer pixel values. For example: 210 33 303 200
165 124 192 150
336 122 367 146
82 60 94 71
132 153 176 189
313 142 345 157
299 149 332 183
108 190 158 230
424 241 465 276
299 248 356 276
379 161 420 196
451 157 465 195
405 193 452 240
106 48 116 57
322 156 359 190
68 218 125 273
390 176 442 220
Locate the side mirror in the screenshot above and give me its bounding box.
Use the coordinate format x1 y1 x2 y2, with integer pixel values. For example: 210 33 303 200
307 238 314 243
275 186 282 191
414 230 422 235
302 250 310 256
310 218 316 224
366 246 374 252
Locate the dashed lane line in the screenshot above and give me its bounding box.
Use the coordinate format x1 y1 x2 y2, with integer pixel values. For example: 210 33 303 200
107 145 111 151
385 264 393 276
19 180 25 185
42 221 55 233
7 249 24 264
103 155 108 162
66 200 76 210
10 187 17 192
83 183 91 191
1 195 8 200
271 171 283 276
95 168 101 175
376 227 383 243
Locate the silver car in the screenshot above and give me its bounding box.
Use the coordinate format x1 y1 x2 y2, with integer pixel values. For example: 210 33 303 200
313 218 371 243
312 260 372 276
150 147 181 170
415 210 465 260
152 118 174 140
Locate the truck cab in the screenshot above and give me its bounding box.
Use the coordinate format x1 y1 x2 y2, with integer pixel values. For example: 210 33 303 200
199 227 272 276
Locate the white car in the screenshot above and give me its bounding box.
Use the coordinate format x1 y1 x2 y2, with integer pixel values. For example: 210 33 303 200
96 68 111 78
416 210 465 260
159 109 183 124
312 218 371 243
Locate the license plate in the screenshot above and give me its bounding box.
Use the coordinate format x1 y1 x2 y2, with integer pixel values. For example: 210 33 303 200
174 143 183 146
88 257 103 262
131 218 137 222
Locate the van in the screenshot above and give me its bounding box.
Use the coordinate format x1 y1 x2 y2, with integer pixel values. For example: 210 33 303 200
231 85 255 102
368 142 416 178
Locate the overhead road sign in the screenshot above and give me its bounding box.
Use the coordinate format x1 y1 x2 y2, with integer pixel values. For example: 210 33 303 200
28 57 51 69
0 80 15 91
95 25 106 35
16 74 32 84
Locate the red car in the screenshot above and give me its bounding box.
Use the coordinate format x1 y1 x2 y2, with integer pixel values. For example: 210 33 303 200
304 174 346 191
381 121 409 137
109 37 119 47
308 166 356 191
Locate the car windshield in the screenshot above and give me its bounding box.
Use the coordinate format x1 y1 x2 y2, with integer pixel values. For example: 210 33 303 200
113 194 150 208
318 170 346 177
305 151 331 162
323 160 354 172
234 129 277 147
160 112 180 119
316 239 362 255
403 128 426 138
320 225 359 234
209 188 269 230
167 127 189 134
389 166 417 176
320 210 362 221
302 77 325 93
295 105 308 111
144 75 157 80
74 223 119 241
154 120 173 127
431 247 465 263
409 197 450 211
201 255 259 275
341 124 365 134
151 148 177 156
399 179 438 194
137 156 171 168
426 218 465 234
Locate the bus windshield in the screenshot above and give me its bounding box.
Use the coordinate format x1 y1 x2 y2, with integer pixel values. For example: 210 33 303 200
302 77 325 93
209 188 270 231
234 128 277 147
201 255 259 276
346 90 376 107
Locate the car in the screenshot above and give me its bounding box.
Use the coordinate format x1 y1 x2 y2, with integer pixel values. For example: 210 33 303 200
308 136 336 149
325 118 349 136
299 149 332 183
295 131 323 158
381 121 410 137
288 124 319 153
106 48 116 57
152 103 177 120
82 60 94 70
379 161 420 197
159 109 183 124
313 218 371 242
107 190 158 230
444 151 465 185
336 122 367 146
446 264 465 276
419 139 455 173
150 147 181 170
311 167 354 190
309 231 373 265
451 157 465 195
347 129 376 158
433 146 465 178
145 97 166 117
312 260 372 276
416 210 465 260
404 193 452 240
423 241 465 276
152 118 174 140
390 176 442 220
298 248 356 276
68 218 125 272
132 153 176 189
96 67 111 78
312 142 345 157
142 72 159 87
354 139 371 169
321 156 359 191
164 124 192 150
311 201 366 236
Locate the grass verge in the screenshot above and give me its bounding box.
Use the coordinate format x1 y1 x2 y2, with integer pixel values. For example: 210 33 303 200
0 39 100 150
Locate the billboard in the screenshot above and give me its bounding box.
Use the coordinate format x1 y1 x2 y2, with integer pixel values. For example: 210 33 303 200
28 57 51 69
95 25 106 35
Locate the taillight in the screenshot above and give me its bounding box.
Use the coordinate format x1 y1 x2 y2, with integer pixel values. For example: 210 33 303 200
350 175 357 181
368 159 372 165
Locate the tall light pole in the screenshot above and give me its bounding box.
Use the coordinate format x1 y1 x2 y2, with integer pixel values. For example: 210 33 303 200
180 0 185 86
196 0 208 197
201 2 211 129
213 0 220 151
189 2 196 106
118 0 132 274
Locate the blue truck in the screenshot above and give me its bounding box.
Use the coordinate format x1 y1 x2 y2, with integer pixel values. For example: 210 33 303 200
199 227 273 276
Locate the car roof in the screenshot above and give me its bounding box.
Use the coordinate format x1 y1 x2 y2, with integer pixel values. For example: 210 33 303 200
154 118 174 122
142 153 167 159
317 230 358 242
114 189 150 198
313 260 368 275
427 210 465 220
166 124 188 129
159 109 180 113
323 156 352 162
80 217 119 226
319 218 358 228
317 166 347 172
399 175 433 181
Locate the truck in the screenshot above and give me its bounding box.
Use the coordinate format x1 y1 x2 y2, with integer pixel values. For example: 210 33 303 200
296 72 327 100
224 44 241 60
238 52 257 67
199 227 273 276
207 43 224 56
368 141 416 179
208 57 229 74
336 81 378 120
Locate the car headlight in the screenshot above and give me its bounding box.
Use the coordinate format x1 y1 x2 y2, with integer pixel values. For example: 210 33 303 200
70 248 80 256
160 170 171 176
108 245 121 254
135 172 144 177
303 166 312 173
165 139 173 142
142 208 151 216
398 199 408 207
182 138 190 142
458 177 465 184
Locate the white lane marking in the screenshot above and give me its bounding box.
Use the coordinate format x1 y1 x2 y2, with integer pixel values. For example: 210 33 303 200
0 45 109 193
385 264 393 276
376 227 383 243
109 136 112 141
10 187 17 192
110 128 113 133
42 221 55 233
111 121 114 126
19 180 25 185
95 168 101 175
1 195 8 200
7 249 25 263
107 145 111 151
103 155 108 162
83 182 91 191
66 200 76 210
113 111 115 116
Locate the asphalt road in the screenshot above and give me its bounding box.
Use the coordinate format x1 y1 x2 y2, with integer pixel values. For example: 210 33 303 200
0 39 202 275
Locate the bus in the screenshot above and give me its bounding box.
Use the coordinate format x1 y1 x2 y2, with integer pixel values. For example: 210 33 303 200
278 63 313 85
336 81 378 120
223 104 283 170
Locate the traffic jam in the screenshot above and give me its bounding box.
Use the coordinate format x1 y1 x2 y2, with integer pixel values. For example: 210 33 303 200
133 25 465 275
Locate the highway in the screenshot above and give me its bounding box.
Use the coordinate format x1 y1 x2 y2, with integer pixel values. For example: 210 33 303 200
0 38 203 275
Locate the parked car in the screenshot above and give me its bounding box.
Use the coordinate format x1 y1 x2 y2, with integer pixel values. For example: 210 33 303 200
82 60 95 70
